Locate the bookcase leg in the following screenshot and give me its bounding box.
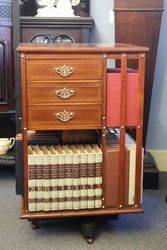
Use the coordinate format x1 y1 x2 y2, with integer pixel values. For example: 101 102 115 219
31 220 39 230
80 219 96 245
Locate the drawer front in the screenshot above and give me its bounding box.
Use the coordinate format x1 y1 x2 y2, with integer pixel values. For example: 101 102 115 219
26 59 103 81
27 82 102 104
28 105 102 130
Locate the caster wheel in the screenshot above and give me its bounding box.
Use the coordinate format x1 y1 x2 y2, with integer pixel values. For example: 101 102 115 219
86 238 94 245
31 221 39 230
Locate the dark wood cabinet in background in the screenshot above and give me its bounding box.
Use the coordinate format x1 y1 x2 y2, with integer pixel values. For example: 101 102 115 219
114 0 164 189
20 17 94 44
114 0 164 147
0 0 14 111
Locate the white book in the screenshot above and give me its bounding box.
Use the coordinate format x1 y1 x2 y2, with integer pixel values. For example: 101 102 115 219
76 144 88 210
39 146 51 211
84 144 95 209
69 145 81 210
62 145 73 210
28 146 36 212
115 131 144 205
32 145 44 212
47 146 59 211
54 145 66 211
91 144 103 209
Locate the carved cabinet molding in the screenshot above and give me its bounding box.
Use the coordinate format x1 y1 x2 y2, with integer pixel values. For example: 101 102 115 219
0 0 14 111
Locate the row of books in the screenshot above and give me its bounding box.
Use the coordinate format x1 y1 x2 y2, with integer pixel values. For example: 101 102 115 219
28 144 103 212
106 129 143 207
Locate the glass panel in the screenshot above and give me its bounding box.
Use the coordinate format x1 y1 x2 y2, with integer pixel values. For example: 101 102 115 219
30 35 51 44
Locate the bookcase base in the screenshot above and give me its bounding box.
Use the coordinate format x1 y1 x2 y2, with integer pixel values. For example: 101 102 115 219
20 200 143 220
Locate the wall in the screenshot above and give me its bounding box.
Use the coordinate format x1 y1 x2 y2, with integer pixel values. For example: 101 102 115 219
146 0 167 171
90 0 115 43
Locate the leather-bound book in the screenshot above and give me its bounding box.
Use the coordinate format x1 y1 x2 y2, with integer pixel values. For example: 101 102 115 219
69 145 81 210
91 144 103 209
28 146 36 212
77 144 88 210
84 144 95 209
54 145 66 211
32 145 44 211
107 68 139 127
62 145 73 210
47 146 59 211
39 146 51 211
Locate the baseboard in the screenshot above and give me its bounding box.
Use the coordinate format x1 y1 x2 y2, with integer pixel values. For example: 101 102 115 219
147 150 167 172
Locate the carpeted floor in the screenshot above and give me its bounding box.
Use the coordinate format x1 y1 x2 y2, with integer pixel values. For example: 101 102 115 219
0 167 166 250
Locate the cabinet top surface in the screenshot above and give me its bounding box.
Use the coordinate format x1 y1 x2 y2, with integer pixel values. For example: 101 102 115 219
17 43 149 54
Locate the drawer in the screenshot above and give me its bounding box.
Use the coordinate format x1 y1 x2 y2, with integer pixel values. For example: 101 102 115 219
28 105 102 130
27 82 102 104
26 59 103 81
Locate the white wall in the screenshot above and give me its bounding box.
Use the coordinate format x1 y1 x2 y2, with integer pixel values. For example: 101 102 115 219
146 0 167 150
90 0 115 43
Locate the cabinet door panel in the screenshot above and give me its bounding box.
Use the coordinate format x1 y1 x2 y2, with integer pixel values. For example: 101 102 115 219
0 37 7 105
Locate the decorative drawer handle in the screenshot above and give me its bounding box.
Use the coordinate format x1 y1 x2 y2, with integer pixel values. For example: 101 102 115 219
54 65 75 77
55 88 75 99
55 110 75 122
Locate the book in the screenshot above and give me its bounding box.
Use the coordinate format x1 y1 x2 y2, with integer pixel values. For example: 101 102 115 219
77 144 88 210
107 69 139 126
69 145 81 210
39 146 51 211
62 145 73 210
84 144 95 209
16 132 59 196
91 144 103 208
32 145 44 211
47 146 59 211
54 145 66 210
28 146 36 212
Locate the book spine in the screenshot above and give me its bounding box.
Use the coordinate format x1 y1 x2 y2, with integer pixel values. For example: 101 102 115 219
36 164 44 211
87 163 95 209
95 162 103 208
51 164 59 211
73 163 80 210
58 163 66 210
80 162 88 210
128 147 136 205
28 163 36 212
43 164 51 211
65 163 73 210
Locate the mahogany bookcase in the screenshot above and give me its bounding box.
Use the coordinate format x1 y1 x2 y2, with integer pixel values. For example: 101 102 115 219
17 43 149 243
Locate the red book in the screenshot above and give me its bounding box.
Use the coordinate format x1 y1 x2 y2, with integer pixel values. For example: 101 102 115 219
107 69 139 127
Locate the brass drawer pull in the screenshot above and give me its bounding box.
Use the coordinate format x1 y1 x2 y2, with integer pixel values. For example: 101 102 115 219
55 110 75 122
54 65 75 77
55 88 75 99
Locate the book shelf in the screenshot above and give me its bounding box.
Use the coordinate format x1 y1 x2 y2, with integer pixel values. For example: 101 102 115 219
17 43 148 243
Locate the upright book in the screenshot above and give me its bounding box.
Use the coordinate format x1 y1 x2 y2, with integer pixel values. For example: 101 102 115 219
28 146 36 212
32 145 44 211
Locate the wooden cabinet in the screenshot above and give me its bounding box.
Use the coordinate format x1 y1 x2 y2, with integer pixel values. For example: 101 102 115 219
0 0 14 111
20 17 94 43
17 43 148 240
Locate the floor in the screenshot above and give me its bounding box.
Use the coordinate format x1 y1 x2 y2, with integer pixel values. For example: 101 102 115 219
0 167 166 250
